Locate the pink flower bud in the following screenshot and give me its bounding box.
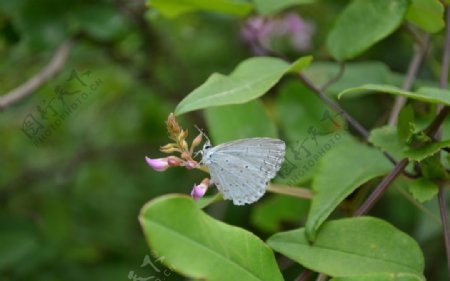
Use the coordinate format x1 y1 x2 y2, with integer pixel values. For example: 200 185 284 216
191 181 209 200
191 133 203 148
185 160 198 170
145 156 169 172
167 156 183 167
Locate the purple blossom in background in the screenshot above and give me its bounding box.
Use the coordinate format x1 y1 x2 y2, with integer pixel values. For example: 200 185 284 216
241 12 315 55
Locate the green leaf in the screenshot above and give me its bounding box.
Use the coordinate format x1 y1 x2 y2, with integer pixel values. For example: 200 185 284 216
369 126 450 161
204 100 277 144
327 0 409 61
338 84 450 106
404 139 450 161
306 142 392 241
251 195 310 233
369 126 406 159
406 178 438 203
252 0 315 15
420 154 449 180
330 272 424 281
175 56 312 115
397 105 415 142
288 55 313 73
268 217 425 277
406 0 444 33
147 0 253 18
139 195 283 281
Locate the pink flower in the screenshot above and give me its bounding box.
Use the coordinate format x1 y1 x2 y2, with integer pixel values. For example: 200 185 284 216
145 156 169 172
241 13 315 55
185 160 198 170
190 178 210 200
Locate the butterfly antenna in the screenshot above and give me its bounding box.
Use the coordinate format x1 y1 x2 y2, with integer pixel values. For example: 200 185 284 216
194 125 211 143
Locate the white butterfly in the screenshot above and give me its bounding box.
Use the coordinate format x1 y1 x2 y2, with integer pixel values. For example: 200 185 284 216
200 137 286 205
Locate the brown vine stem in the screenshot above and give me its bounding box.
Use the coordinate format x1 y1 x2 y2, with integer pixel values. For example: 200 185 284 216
439 184 450 277
0 39 72 110
353 158 409 216
437 6 450 278
297 73 370 139
294 269 313 281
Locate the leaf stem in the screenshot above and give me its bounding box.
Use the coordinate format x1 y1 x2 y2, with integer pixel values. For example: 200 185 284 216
319 62 345 91
267 184 314 200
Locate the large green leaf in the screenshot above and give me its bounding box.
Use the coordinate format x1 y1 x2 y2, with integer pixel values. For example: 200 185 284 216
331 272 423 281
204 100 277 144
406 0 444 33
147 0 253 18
175 56 312 115
339 84 450 106
268 217 425 278
139 195 283 281
306 142 392 241
252 0 315 15
327 0 409 61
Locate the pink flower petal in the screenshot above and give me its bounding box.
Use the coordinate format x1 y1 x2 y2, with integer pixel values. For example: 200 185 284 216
185 160 198 170
191 182 208 200
145 156 169 172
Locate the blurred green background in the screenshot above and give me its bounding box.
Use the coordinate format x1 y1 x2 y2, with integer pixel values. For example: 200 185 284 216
0 0 448 280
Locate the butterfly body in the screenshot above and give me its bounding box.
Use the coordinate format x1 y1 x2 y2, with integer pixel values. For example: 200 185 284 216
201 138 286 205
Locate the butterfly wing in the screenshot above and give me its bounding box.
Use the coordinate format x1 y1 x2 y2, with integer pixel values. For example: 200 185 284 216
204 138 285 205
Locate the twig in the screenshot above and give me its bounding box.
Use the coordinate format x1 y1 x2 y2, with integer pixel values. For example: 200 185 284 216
388 35 430 125
438 184 450 276
0 39 72 110
268 184 314 200
353 158 409 216
295 269 313 281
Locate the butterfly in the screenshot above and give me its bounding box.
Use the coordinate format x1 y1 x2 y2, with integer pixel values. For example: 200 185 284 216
200 137 286 205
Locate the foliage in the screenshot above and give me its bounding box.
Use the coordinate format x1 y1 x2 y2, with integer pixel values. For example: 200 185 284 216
1 0 450 280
